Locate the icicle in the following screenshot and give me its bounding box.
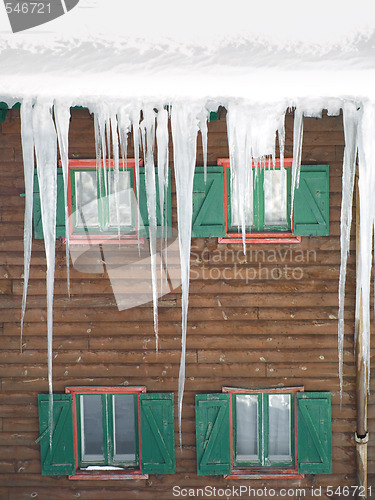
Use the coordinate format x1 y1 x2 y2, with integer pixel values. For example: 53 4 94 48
156 107 169 291
226 103 253 253
226 102 286 253
54 103 71 295
277 118 285 171
131 109 141 242
117 105 132 168
198 110 208 182
20 99 35 352
93 110 107 225
338 102 358 401
356 101 375 395
109 110 121 239
171 102 202 447
291 108 304 220
141 107 159 351
32 101 58 446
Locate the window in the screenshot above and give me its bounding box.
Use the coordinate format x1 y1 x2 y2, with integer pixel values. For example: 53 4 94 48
217 159 329 243
32 160 172 244
69 160 137 243
37 387 175 479
234 392 294 469
189 161 329 241
195 388 332 478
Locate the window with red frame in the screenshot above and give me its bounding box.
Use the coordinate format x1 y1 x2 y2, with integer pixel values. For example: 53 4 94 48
32 159 172 244
37 387 175 479
217 159 329 243
195 387 332 478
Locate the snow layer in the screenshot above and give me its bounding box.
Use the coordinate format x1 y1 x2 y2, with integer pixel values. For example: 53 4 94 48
1 1 375 102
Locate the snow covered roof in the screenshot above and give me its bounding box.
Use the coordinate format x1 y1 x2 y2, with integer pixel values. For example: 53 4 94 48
0 0 375 103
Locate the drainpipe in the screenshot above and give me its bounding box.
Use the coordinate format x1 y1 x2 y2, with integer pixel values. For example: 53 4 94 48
355 169 368 496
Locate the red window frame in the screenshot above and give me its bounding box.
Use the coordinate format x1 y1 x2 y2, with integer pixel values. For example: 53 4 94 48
217 158 301 244
66 159 143 245
65 386 148 480
222 386 304 480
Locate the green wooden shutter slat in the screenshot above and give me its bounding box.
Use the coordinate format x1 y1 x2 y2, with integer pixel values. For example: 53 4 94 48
33 169 66 239
138 168 172 237
37 394 75 476
195 393 230 476
140 392 175 474
294 165 329 236
297 392 332 474
192 167 225 238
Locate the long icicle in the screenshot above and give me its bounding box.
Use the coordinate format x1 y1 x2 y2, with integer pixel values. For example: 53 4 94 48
141 107 159 351
171 102 202 447
291 108 304 220
357 101 375 395
32 101 58 445
156 107 169 293
20 100 35 352
54 103 71 295
110 109 121 240
132 109 141 246
338 102 358 401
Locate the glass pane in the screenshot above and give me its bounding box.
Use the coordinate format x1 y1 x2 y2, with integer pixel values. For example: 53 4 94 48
264 169 287 226
108 171 133 227
268 394 291 461
113 394 136 461
75 171 99 228
236 394 258 462
81 395 104 462
231 170 253 227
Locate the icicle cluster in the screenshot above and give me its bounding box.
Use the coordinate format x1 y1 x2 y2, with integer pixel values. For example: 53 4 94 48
226 102 287 252
21 99 209 444
21 99 69 444
19 95 375 449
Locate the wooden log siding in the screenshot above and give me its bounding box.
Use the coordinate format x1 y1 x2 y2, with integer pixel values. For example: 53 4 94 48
0 107 369 499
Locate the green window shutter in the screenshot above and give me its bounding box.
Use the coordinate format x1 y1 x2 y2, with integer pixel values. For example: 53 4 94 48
195 393 231 476
37 394 75 476
297 392 332 474
294 165 329 236
138 168 172 237
140 392 175 474
192 167 225 238
33 169 66 239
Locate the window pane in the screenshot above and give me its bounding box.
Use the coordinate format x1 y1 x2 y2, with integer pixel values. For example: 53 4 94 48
108 171 133 227
236 395 258 462
113 394 136 462
75 171 99 228
268 394 291 461
231 171 253 227
81 395 104 462
264 169 287 226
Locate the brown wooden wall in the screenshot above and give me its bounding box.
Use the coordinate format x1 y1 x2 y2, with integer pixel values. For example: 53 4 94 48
0 107 372 499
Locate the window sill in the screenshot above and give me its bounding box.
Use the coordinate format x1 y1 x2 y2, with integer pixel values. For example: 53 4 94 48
225 471 304 480
62 236 144 246
218 233 301 244
69 471 148 480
